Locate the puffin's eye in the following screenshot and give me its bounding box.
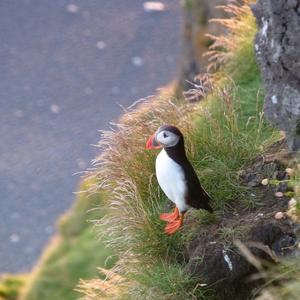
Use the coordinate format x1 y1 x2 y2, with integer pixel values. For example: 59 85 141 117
163 132 168 138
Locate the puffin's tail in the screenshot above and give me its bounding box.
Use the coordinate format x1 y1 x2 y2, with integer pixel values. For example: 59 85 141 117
200 198 213 213
188 188 214 213
198 189 214 213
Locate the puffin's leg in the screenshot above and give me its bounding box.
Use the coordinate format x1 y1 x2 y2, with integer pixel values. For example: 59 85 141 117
164 212 185 235
159 207 179 222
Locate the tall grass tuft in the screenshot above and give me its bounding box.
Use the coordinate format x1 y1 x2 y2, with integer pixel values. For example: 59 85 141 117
189 80 278 212
205 0 257 77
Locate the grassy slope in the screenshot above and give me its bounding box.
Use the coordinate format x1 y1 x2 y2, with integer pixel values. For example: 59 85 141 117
19 181 115 300
78 3 282 299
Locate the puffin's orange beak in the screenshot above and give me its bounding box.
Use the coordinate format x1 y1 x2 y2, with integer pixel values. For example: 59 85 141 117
146 133 161 149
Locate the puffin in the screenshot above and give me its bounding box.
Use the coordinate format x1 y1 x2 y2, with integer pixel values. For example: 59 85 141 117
146 125 213 235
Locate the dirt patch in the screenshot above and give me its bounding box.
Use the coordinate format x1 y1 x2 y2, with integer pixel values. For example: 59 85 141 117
184 140 299 300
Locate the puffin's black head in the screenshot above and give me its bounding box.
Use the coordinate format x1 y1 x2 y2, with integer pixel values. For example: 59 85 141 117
146 125 184 149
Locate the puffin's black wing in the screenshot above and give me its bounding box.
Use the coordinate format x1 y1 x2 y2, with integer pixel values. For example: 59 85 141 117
183 162 213 213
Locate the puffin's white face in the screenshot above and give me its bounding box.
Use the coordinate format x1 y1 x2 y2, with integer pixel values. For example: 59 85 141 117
156 130 180 148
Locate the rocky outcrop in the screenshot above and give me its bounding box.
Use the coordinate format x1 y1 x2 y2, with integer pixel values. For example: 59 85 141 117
186 223 296 300
252 0 300 151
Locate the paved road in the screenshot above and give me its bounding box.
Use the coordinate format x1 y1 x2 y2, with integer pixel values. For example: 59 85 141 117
0 0 181 273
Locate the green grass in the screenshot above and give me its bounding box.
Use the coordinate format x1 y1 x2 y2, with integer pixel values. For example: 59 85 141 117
187 1 280 213
128 262 215 300
191 72 278 211
20 181 116 300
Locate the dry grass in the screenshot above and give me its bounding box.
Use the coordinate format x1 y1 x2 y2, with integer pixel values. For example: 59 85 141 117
204 0 256 73
77 268 128 300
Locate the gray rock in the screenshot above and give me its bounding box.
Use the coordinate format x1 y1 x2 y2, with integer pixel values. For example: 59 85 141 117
185 223 297 300
252 0 300 151
276 181 289 192
246 173 263 187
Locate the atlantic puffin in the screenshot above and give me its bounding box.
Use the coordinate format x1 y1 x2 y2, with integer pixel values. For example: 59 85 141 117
146 125 213 235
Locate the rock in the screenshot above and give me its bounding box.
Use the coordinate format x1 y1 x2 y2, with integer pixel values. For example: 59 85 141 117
262 162 277 177
246 173 263 187
276 170 288 180
185 224 296 300
275 192 284 198
272 234 297 256
252 0 300 152
272 171 279 180
276 182 289 192
274 211 284 219
237 169 246 178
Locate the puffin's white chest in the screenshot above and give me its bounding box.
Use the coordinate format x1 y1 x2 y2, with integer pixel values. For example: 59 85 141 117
155 149 187 212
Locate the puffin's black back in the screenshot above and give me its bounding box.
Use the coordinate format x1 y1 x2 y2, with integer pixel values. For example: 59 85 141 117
181 161 213 212
163 126 213 213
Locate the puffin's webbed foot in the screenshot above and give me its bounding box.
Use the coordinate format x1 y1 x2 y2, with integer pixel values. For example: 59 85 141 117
159 207 179 222
164 213 184 235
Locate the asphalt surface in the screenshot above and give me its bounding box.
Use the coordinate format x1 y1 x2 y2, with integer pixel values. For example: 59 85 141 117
0 0 181 273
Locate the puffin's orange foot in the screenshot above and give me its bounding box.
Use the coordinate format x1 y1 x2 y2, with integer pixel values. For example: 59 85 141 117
164 216 183 235
159 207 179 222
